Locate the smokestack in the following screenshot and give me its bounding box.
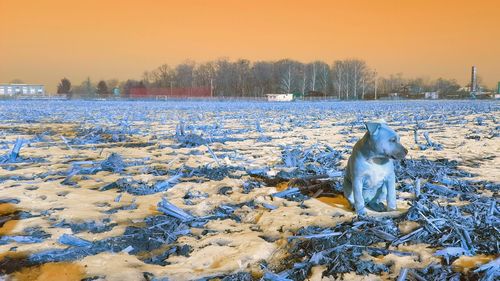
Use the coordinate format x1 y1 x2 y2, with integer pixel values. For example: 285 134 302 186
471 66 477 92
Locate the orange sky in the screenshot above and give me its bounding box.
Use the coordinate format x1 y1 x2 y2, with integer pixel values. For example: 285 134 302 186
1 0 499 92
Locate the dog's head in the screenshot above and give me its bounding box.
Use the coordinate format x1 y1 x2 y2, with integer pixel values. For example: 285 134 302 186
365 121 408 160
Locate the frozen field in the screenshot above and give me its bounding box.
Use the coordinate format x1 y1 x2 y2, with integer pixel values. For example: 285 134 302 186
0 100 498 281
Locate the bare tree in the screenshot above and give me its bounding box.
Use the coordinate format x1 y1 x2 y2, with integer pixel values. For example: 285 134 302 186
276 59 302 94
332 61 344 99
300 65 308 96
307 61 330 97
319 62 330 97
194 61 216 88
142 71 153 85
330 59 373 100
379 73 405 96
140 58 381 99
175 60 196 89
252 61 274 97
432 78 460 94
307 62 318 92
280 65 292 94
152 64 175 88
214 58 238 97
234 59 251 97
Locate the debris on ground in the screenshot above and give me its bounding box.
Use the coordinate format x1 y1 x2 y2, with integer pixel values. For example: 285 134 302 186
0 100 498 280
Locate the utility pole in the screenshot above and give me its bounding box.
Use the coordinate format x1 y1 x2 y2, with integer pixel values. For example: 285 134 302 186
374 69 378 100
210 78 213 98
361 77 365 100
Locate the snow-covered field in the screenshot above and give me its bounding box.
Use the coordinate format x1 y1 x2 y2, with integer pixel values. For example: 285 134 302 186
0 100 498 281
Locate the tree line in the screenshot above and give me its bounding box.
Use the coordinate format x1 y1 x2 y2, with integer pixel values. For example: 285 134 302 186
57 58 476 99
57 77 118 98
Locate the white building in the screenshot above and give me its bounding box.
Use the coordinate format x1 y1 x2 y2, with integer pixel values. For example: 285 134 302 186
266 93 294 102
424 92 439 99
0 84 45 95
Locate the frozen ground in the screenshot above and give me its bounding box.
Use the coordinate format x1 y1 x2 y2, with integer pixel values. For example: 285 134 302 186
0 100 498 281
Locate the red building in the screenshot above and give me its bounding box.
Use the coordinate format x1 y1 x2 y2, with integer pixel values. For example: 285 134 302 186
130 87 211 99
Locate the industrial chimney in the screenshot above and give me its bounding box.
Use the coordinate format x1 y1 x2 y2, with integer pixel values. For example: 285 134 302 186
471 66 477 92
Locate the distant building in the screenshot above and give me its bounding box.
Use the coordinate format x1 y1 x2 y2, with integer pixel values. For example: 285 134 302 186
424 92 439 99
470 66 478 93
305 91 325 98
266 93 294 102
0 84 45 95
388 92 400 99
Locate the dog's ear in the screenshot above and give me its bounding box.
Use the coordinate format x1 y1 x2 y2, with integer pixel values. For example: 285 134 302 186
365 122 381 136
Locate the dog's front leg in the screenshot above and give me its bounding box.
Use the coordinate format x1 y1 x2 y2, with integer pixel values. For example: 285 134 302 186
352 177 366 215
386 172 397 211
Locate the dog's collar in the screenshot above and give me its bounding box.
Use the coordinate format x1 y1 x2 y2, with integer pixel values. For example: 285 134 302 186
367 156 391 165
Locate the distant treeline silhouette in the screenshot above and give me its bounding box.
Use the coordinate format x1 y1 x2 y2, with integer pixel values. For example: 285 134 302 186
58 58 478 99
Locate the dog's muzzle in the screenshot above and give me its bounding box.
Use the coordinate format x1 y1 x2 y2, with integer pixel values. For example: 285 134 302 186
390 147 408 160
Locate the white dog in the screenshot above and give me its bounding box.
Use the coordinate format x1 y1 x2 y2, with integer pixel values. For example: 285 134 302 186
343 121 408 215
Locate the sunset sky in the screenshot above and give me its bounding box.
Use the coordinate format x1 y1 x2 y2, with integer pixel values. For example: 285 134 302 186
1 0 499 92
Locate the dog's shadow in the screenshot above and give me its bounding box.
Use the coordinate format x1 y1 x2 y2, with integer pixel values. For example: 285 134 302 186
283 177 354 211
314 194 352 211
